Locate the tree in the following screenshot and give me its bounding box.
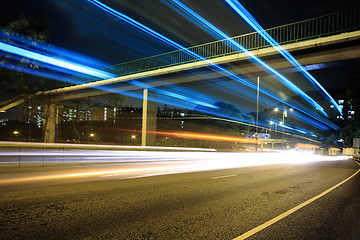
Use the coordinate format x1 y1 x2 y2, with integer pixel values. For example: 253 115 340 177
340 122 360 147
0 14 56 142
1 13 52 98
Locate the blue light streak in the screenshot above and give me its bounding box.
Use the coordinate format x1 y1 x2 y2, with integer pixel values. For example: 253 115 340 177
0 32 218 111
0 41 114 79
129 80 219 109
86 0 188 53
224 0 342 115
0 29 109 69
88 0 340 131
164 0 327 117
0 61 85 86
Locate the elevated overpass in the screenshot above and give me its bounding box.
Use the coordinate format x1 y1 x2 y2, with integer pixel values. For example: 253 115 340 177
1 8 359 144
45 30 360 101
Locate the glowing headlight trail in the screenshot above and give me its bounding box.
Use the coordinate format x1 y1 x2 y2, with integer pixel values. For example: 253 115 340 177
0 3 335 134
164 0 327 117
0 42 114 79
154 131 258 143
0 151 349 184
295 143 320 149
224 0 342 115
0 33 218 111
129 80 218 109
87 0 339 131
0 62 89 86
200 79 336 131
102 126 321 145
105 128 259 143
95 85 218 110
0 29 108 70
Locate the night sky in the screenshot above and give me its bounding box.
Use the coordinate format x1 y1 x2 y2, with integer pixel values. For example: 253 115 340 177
2 0 358 65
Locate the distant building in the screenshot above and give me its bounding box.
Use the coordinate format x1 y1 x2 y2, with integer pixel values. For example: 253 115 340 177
0 117 8 126
330 99 355 121
23 105 139 124
23 105 43 127
61 107 92 122
22 104 193 126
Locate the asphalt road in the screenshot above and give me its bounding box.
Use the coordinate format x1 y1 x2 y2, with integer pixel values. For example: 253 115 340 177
1 158 359 239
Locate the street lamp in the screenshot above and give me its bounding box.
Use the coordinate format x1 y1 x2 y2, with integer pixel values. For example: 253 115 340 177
89 133 95 137
273 107 294 150
269 121 278 138
13 130 19 135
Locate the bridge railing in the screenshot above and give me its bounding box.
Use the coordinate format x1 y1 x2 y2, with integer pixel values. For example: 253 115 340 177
104 7 360 77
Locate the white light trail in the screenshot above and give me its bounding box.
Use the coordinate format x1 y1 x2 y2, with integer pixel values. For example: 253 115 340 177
0 150 349 184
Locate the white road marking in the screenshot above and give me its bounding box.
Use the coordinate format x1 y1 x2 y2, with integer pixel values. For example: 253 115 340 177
233 161 360 240
212 174 237 180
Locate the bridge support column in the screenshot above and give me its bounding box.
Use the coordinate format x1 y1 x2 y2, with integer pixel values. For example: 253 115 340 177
43 103 58 143
142 89 157 146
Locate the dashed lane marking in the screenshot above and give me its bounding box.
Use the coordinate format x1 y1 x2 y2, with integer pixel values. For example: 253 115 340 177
211 174 237 180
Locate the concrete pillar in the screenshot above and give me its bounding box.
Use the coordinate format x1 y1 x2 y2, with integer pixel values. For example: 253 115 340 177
142 89 157 146
43 103 58 143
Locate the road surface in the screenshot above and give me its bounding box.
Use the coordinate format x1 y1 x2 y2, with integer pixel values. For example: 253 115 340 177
0 155 359 239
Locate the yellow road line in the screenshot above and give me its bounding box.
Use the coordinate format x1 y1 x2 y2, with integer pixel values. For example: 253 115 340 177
233 161 360 240
212 174 237 180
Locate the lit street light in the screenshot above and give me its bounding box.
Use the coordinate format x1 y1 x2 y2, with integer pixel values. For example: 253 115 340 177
276 107 294 149
273 107 294 148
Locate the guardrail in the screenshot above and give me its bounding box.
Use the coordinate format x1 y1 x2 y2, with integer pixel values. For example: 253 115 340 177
0 142 215 167
103 7 360 77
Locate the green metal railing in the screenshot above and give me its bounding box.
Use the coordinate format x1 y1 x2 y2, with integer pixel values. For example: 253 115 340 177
103 7 360 77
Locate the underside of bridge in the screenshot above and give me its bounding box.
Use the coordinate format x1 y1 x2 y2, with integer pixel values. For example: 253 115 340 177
1 29 359 145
